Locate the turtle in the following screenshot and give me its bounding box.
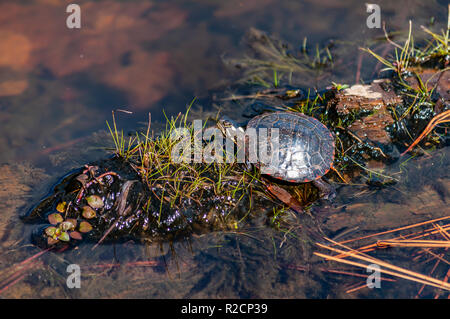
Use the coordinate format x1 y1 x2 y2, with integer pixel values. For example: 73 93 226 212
217 111 336 200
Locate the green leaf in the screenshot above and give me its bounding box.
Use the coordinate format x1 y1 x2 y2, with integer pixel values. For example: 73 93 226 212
86 195 104 209
45 226 57 237
58 231 70 242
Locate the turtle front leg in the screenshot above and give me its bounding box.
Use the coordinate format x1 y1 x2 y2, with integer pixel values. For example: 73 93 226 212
312 178 336 201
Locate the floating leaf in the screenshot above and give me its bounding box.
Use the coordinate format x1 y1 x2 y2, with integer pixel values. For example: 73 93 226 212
65 218 77 228
45 226 57 237
54 227 62 237
69 231 83 240
48 213 63 225
58 231 70 242
56 201 67 213
47 237 59 245
82 206 96 219
60 221 75 231
86 195 104 209
79 221 93 233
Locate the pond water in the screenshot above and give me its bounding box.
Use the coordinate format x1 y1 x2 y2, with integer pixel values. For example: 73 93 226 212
0 0 448 298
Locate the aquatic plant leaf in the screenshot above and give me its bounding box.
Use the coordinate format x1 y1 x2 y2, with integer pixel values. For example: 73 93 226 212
47 237 59 245
56 201 67 213
45 226 57 237
86 195 104 209
58 231 70 242
48 213 63 225
82 206 96 219
60 221 75 231
69 231 82 240
65 218 77 228
79 221 93 233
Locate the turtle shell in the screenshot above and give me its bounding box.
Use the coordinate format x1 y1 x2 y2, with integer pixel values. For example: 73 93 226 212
246 111 334 182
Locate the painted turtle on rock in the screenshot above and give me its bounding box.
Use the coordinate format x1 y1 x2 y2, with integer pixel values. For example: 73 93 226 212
218 111 336 200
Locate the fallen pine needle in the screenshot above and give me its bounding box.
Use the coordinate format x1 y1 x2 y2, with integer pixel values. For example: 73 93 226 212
315 239 450 291
338 216 450 245
377 239 450 248
401 110 450 156
314 250 450 291
434 223 450 241
346 282 370 294
286 264 396 282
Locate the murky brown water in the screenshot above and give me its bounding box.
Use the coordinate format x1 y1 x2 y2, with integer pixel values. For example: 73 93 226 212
0 0 448 298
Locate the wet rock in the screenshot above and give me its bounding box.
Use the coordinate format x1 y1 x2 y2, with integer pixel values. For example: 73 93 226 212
24 157 264 250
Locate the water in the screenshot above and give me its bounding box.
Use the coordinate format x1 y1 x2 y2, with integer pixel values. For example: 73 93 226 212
0 0 448 298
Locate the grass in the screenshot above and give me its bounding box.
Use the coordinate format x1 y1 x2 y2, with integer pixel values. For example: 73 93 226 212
362 7 449 96
361 8 449 123
106 111 140 161
363 6 449 74
357 8 449 159
106 105 269 229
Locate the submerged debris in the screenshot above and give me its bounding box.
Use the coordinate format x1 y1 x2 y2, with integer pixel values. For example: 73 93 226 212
329 79 401 145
